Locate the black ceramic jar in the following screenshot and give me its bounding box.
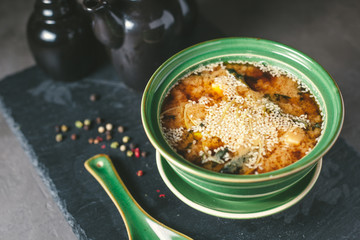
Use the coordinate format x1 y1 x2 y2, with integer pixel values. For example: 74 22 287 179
27 0 103 81
83 0 197 91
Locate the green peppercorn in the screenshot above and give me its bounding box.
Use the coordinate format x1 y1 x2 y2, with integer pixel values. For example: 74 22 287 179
75 121 83 128
126 150 133 157
110 141 119 149
122 136 130 143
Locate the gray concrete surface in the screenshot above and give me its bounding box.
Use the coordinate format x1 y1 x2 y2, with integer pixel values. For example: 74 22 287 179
0 0 77 239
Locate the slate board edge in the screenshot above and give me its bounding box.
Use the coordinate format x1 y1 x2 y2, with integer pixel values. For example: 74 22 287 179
0 94 88 240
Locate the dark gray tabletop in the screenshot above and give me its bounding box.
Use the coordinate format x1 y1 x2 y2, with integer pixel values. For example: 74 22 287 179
0 0 359 239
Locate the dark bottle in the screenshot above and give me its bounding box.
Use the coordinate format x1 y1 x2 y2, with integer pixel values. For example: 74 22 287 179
27 0 103 81
83 0 197 91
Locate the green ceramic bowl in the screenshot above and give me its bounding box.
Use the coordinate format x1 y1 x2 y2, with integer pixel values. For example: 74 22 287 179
141 38 344 216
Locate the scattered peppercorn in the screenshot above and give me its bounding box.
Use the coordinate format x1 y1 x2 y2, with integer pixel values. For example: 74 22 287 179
105 123 113 131
117 126 124 133
98 126 105 133
94 139 99 144
126 150 133 157
134 148 140 158
61 124 68 132
55 125 60 133
120 145 126 152
159 194 166 198
84 119 91 126
101 144 106 149
110 141 119 149
71 134 77 140
96 136 103 142
136 170 143 176
122 136 130 143
129 143 136 150
90 93 98 102
106 134 112 141
83 125 90 131
96 117 102 124
141 151 147 157
55 133 63 142
75 121 83 128
88 138 94 144
156 189 160 193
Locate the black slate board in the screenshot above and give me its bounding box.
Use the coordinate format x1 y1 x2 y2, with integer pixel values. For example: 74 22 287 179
2 0 360 237
1 63 360 240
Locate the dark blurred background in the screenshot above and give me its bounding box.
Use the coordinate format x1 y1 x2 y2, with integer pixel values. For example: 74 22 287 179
1 0 359 239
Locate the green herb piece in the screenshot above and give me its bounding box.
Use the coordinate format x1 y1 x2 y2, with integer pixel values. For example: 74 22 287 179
292 118 310 129
211 162 218 168
220 156 247 174
298 92 304 101
199 123 205 127
312 122 322 130
163 115 176 120
227 68 245 80
215 148 228 159
274 94 291 101
298 86 307 92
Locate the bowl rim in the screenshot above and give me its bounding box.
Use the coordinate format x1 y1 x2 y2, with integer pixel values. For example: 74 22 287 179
141 37 344 183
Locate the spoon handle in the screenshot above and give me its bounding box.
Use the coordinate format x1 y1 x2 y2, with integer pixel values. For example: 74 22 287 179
84 154 192 240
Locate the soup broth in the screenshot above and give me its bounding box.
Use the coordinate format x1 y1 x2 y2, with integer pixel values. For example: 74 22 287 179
160 62 323 175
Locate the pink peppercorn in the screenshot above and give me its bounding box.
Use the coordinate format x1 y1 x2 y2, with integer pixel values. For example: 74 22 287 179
136 170 143 176
134 148 140 158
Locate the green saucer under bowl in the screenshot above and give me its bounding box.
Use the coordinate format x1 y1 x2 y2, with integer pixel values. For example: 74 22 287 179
156 151 322 219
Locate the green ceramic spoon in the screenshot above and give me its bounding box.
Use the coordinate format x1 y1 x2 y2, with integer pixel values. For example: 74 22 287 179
85 154 192 240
